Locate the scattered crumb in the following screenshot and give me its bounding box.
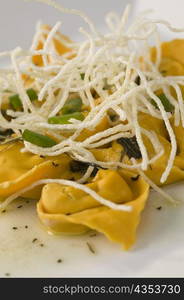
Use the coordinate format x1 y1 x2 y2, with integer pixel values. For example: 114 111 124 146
25 225 28 229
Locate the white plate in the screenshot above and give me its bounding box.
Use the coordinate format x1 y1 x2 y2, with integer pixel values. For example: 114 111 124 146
0 183 184 278
1 0 184 278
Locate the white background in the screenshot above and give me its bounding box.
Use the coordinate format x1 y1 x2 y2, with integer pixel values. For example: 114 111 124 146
0 0 184 51
0 0 134 51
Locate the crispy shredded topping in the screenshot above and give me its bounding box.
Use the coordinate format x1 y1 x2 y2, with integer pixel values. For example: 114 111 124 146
1 1 184 209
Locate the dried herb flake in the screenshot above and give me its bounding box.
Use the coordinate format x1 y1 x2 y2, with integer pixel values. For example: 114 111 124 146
117 136 142 159
32 238 38 243
135 75 141 85
86 242 96 254
89 233 97 238
151 94 174 113
17 205 23 209
52 162 59 167
156 206 162 210
69 160 100 177
131 175 140 181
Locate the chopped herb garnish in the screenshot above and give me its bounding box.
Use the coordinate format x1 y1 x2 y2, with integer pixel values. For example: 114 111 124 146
52 162 59 167
69 160 99 177
135 75 141 85
117 136 142 159
40 243 44 247
25 225 28 229
32 238 38 243
0 128 13 138
90 168 99 177
156 206 162 210
26 88 37 101
12 227 18 230
131 175 140 181
48 112 84 124
9 94 22 110
1 209 6 213
61 97 82 114
17 205 23 209
151 93 174 113
86 242 96 254
70 160 88 173
22 129 57 148
5 273 10 277
109 114 118 122
57 259 63 263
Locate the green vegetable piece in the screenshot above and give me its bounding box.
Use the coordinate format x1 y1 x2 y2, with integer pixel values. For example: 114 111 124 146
22 129 57 148
9 88 37 110
61 98 82 114
151 94 174 112
80 73 85 80
9 94 22 110
26 88 38 101
48 112 84 124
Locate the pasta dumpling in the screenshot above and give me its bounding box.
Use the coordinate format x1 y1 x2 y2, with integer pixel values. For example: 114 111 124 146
0 142 71 199
37 169 149 250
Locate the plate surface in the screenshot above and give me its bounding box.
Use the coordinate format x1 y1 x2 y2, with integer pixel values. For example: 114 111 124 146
0 183 184 278
0 0 184 278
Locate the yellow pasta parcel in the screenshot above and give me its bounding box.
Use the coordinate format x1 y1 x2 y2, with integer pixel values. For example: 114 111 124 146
37 169 149 250
0 142 71 200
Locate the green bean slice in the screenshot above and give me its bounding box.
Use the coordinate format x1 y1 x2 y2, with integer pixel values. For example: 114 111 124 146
22 129 57 148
